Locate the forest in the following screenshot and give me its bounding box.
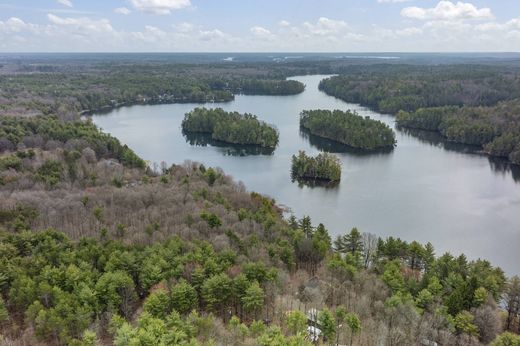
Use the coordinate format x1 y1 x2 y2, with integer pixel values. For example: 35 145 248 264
1 114 518 346
0 57 520 345
300 109 396 150
0 113 519 345
318 65 520 114
291 151 342 183
319 66 520 164
396 100 520 164
182 108 279 149
0 62 306 121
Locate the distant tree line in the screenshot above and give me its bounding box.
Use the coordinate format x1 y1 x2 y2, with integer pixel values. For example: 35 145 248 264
0 63 306 121
229 79 305 95
300 109 396 150
396 100 520 164
182 107 279 149
319 66 520 114
319 65 520 165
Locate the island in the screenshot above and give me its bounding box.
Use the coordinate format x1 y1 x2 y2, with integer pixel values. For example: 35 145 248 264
319 67 520 165
300 109 396 150
291 150 342 182
181 107 279 149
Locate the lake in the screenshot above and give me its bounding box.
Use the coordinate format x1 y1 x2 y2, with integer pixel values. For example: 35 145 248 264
92 75 520 275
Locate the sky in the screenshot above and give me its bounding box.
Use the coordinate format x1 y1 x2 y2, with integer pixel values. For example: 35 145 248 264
0 0 519 52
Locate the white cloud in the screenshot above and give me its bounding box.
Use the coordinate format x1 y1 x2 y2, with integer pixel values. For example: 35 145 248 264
1 13 520 53
47 14 114 33
114 7 131 15
173 22 195 33
395 26 423 36
279 20 290 27
129 0 191 15
0 17 27 33
131 25 166 42
402 1 493 21
199 29 226 41
303 17 348 35
250 26 274 39
57 0 73 8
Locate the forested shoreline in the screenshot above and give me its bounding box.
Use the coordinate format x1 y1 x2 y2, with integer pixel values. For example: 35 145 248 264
0 63 307 121
318 67 520 164
182 108 279 149
0 113 519 345
0 57 520 345
300 109 396 150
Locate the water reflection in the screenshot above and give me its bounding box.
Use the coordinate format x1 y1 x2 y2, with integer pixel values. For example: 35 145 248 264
291 176 340 189
397 126 520 182
488 157 520 182
299 128 394 156
182 131 275 156
397 126 482 154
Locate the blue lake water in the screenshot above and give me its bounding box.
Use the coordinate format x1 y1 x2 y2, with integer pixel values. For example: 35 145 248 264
93 75 520 275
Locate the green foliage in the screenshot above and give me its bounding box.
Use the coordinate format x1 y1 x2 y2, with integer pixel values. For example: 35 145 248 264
454 311 479 337
237 79 305 95
291 150 341 182
320 68 520 164
204 167 218 186
345 312 362 336
300 109 396 150
144 289 171 319
201 273 232 312
182 107 279 148
318 308 337 342
319 66 520 114
95 270 137 318
0 116 145 168
415 289 434 310
0 154 22 171
257 325 312 346
200 211 222 228
285 310 307 335
170 281 198 315
0 296 9 323
0 204 38 232
241 281 264 315
491 332 520 346
473 286 488 307
36 160 62 187
334 227 363 265
382 260 405 293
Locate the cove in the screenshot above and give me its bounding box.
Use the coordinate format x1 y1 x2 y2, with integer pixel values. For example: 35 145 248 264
92 75 520 275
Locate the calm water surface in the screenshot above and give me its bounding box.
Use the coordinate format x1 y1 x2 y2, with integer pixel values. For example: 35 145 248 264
93 75 520 275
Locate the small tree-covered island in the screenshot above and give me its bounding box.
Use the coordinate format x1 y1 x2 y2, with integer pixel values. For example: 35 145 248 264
182 107 279 149
291 150 342 182
300 109 397 151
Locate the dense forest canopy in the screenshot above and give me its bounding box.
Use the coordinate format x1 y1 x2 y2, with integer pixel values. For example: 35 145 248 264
0 115 144 168
300 109 396 150
0 57 520 345
182 108 279 149
0 62 307 121
291 150 342 182
319 65 520 165
319 65 520 114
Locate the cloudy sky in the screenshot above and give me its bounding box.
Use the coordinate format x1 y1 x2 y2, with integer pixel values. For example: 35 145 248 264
0 0 519 52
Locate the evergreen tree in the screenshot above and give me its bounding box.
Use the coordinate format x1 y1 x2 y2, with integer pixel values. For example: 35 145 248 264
242 281 265 320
